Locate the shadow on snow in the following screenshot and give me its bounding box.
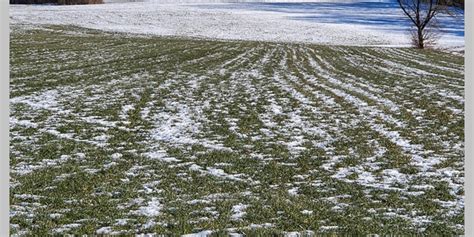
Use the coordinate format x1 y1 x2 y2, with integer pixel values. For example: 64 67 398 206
195 1 464 37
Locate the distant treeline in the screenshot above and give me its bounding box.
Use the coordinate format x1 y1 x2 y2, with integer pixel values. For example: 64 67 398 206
10 0 103 4
422 0 465 9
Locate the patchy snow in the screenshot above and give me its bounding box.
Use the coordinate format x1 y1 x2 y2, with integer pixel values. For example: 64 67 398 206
130 197 162 217
319 226 339 231
52 223 81 233
96 226 113 234
120 104 135 119
145 150 181 162
49 213 62 219
111 153 123 159
9 0 464 50
230 203 248 220
188 164 247 182
301 210 313 215
10 118 38 128
115 219 129 226
182 230 213 237
10 89 60 111
288 187 299 196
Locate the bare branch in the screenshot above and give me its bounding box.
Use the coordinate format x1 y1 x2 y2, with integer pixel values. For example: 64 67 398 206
398 0 458 49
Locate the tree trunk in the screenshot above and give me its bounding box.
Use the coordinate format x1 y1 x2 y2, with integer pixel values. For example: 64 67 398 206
417 27 424 49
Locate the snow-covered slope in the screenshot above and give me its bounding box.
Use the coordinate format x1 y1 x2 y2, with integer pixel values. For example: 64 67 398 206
9 1 464 49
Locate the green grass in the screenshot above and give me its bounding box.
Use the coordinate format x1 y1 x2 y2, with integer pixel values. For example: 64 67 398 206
10 25 464 236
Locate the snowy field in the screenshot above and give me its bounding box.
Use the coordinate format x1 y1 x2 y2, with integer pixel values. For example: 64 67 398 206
9 0 464 51
10 26 464 235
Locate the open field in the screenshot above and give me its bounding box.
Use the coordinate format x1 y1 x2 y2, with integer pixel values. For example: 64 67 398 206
9 0 464 52
10 26 464 235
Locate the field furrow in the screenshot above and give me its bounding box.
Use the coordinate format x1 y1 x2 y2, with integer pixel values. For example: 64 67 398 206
10 26 464 236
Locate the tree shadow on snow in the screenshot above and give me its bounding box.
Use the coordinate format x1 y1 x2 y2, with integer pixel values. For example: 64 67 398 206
195 1 464 37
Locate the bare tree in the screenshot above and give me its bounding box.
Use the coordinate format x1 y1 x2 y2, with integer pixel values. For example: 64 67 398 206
397 0 457 49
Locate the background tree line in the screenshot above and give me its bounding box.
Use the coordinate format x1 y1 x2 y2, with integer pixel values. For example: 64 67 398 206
10 0 102 4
